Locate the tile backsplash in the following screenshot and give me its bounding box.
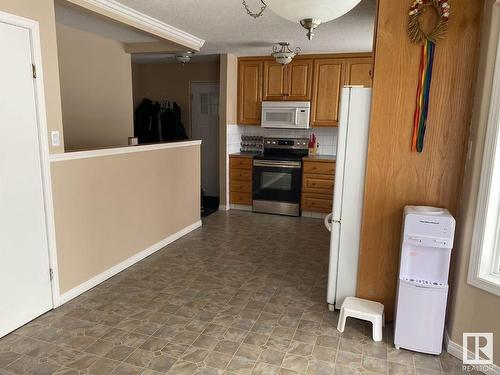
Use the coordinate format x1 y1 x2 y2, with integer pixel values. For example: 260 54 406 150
227 125 338 155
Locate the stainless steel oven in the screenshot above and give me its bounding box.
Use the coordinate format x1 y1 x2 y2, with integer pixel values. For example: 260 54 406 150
252 138 308 216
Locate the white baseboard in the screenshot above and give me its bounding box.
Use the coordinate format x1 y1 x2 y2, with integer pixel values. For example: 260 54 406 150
57 220 202 306
218 204 229 211
445 331 500 374
230 204 252 211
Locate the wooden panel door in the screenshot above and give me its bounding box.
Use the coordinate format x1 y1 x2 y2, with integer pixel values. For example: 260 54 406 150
263 61 286 101
311 59 344 127
238 61 262 125
345 57 373 87
287 59 313 101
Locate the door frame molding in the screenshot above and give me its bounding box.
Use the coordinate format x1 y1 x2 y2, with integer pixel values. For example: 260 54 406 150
0 11 60 307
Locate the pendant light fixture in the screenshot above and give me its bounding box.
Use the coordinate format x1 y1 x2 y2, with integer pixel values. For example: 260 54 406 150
271 42 300 65
175 51 194 65
242 0 363 40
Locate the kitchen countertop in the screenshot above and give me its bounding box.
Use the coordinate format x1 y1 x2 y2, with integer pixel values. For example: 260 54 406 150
229 152 336 162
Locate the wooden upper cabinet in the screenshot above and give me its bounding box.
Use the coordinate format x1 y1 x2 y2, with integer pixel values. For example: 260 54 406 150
238 61 263 125
262 59 313 101
238 54 371 126
345 57 373 87
263 61 286 101
311 58 344 127
287 59 313 101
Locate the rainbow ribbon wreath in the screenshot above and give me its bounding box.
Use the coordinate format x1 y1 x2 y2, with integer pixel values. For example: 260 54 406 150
412 40 435 153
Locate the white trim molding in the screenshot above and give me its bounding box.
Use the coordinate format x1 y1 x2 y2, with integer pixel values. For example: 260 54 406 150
467 16 500 297
57 220 202 306
64 0 205 51
50 140 201 162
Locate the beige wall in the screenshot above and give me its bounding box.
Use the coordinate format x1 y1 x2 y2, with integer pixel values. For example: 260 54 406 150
225 55 238 125
218 54 238 206
132 59 220 136
57 23 134 151
447 1 500 365
51 144 200 294
0 0 65 153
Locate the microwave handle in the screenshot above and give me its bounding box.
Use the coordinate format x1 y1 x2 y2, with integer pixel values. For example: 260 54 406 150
294 108 299 125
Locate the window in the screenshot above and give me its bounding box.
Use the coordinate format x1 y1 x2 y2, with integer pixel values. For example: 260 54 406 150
209 93 218 116
199 92 219 116
200 93 209 115
468 30 500 296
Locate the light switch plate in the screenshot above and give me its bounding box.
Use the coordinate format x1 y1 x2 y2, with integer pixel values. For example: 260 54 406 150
51 131 60 147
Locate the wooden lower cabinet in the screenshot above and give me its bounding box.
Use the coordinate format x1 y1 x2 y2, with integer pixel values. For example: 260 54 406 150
303 174 334 195
229 156 335 211
301 160 335 213
231 191 252 205
230 155 253 206
302 194 334 212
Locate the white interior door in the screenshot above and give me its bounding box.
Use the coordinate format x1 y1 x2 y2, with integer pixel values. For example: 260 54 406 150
0 19 53 337
191 82 219 197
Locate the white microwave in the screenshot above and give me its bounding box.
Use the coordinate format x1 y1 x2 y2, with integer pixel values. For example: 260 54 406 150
261 101 310 129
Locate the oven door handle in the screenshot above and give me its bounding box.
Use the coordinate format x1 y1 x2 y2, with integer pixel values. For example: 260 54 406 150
253 160 302 169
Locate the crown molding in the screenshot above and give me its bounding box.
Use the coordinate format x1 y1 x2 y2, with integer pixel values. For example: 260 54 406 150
64 0 205 51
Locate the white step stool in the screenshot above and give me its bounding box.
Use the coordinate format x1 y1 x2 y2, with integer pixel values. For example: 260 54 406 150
337 296 385 342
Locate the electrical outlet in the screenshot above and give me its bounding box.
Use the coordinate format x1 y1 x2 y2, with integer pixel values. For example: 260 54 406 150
51 131 60 147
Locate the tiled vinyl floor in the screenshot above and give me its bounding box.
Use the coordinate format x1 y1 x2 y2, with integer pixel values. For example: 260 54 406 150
0 211 471 374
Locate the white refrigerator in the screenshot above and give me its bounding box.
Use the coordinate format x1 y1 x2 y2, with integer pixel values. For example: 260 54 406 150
326 87 372 310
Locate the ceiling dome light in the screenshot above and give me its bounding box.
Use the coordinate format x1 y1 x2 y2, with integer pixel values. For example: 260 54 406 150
271 42 300 65
175 51 194 65
243 0 362 40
